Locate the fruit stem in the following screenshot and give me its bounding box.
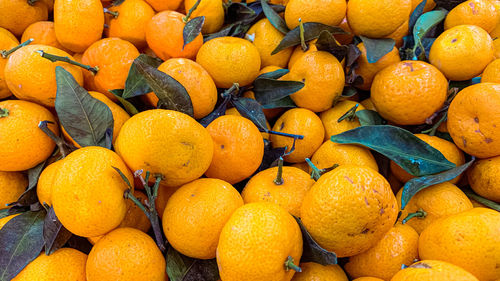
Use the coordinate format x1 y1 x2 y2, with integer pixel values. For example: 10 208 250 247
36 50 99 75
268 131 304 139
422 112 447 136
103 8 119 18
1 38 34 59
402 208 427 224
274 157 284 185
337 103 359 123
299 18 308 52
463 189 500 212
38 121 69 158
0 108 9 117
305 158 321 180
183 0 202 23
284 256 302 272
221 83 240 98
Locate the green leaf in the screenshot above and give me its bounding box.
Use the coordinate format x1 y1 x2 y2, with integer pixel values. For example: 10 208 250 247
232 97 269 132
294 217 337 266
123 54 162 99
0 210 9 220
355 110 385 126
315 30 349 62
413 9 447 54
359 36 395 63
401 158 475 209
409 0 427 31
256 68 289 79
253 78 304 105
43 207 72 255
55 66 114 148
166 247 219 281
463 188 500 212
111 166 133 190
330 125 456 176
112 0 125 6
183 16 205 48
0 210 46 281
272 22 348 55
133 57 194 117
109 89 139 116
11 160 46 208
262 96 296 109
261 0 288 34
199 96 231 127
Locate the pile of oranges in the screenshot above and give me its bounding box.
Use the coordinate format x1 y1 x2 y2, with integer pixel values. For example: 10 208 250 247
0 0 499 280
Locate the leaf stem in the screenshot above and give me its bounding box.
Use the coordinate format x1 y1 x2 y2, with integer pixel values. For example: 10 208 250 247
36 50 99 75
1 38 33 59
221 83 240 99
103 7 119 18
337 103 359 123
421 112 447 136
402 208 427 224
298 18 308 52
183 0 202 23
38 121 69 158
305 158 321 181
0 108 9 117
463 189 500 212
284 256 302 272
268 131 304 139
274 157 284 185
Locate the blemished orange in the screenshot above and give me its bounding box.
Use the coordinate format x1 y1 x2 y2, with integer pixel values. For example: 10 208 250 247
300 165 398 257
482 58 500 83
54 0 104 53
444 0 499 33
355 43 401 90
4 44 84 107
447 83 500 158
0 0 48 37
142 58 218 119
115 109 214 187
241 165 315 217
217 202 303 281
105 0 156 49
320 100 366 141
347 0 412 38
21 21 71 54
51 146 133 237
81 38 140 100
390 134 465 184
371 60 448 125
196 36 261 88
345 223 419 281
311 141 379 172
145 0 182 11
205 115 264 184
411 0 436 12
271 108 325 163
12 248 87 281
283 51 345 112
246 18 293 68
184 0 224 34
291 263 349 281
0 214 20 230
285 0 346 30
429 25 494 81
86 228 166 281
163 178 243 259
0 100 59 172
0 171 27 209
419 208 500 281
468 155 500 202
0 27 18 99
390 260 479 281
37 161 62 206
146 10 203 60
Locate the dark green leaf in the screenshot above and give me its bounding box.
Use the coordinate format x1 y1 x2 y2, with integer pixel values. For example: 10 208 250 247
355 110 385 126
226 2 257 24
232 97 268 132
330 125 456 176
345 44 362 68
66 235 93 255
413 9 447 47
10 160 45 208
253 78 304 105
401 158 475 209
256 68 289 79
261 0 288 34
43 207 72 255
0 210 9 220
341 86 358 97
258 142 287 172
112 0 125 6
315 30 349 62
409 0 427 31
111 166 133 189
199 96 230 127
110 89 139 116
133 57 194 117
359 36 395 63
262 96 296 109
55 67 114 148
294 217 337 265
166 247 219 281
0 210 46 281
272 22 348 55
463 188 500 212
183 16 205 48
123 54 162 99
27 161 45 191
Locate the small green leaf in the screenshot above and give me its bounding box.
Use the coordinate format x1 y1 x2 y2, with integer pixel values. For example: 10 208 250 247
401 158 475 209
123 54 162 99
43 207 72 255
166 246 219 281
261 0 288 34
111 166 133 190
109 89 139 116
413 9 448 55
55 67 114 148
10 160 46 208
315 30 349 62
262 96 296 109
232 97 269 132
463 188 500 212
355 110 385 126
256 68 289 79
294 217 337 265
183 16 205 48
0 210 46 281
253 78 304 105
359 36 395 63
331 125 456 176
272 22 348 55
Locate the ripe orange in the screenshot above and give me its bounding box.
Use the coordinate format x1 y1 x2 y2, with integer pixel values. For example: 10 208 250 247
0 171 27 209
310 141 379 172
385 20 410 48
285 0 346 30
355 43 401 90
184 0 224 34
145 0 182 11
225 107 271 140
468 155 500 202
21 21 71 54
36 161 61 206
291 263 349 281
288 39 318 70
0 0 48 37
155 181 180 219
411 0 436 12
352 278 384 281
444 0 499 33
0 27 18 99
320 100 366 141
391 260 480 281
482 58 500 83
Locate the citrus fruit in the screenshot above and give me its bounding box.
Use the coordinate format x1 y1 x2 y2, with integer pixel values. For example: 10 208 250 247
0 27 18 99
320 100 366 140
444 0 499 33
310 141 379 172
411 0 436 12
0 0 48 37
184 0 224 34
36 161 61 206
391 260 479 281
285 0 346 30
145 0 182 11
0 171 27 209
468 155 500 202
355 43 401 91
291 263 349 281
482 58 500 83
21 21 71 54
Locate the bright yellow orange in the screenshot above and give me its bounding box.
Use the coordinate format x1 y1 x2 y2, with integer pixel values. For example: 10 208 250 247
444 0 499 33
21 21 71 54
37 161 61 206
335 17 355 45
184 0 224 34
311 141 379 172
355 43 401 90
291 263 349 281
320 100 366 141
145 0 182 11
482 58 500 83
225 107 271 140
352 278 384 281
0 0 48 37
0 27 18 99
360 98 377 111
391 260 479 281
155 181 180 219
468 155 500 202
385 20 410 48
411 0 436 12
285 0 346 30
288 40 318 70
0 171 27 209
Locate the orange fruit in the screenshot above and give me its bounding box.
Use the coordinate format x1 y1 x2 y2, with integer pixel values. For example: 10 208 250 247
241 165 315 217
4 44 84 107
288 40 318 70
385 20 410 48
347 0 412 38
419 208 500 281
335 17 355 45
391 260 479 281
81 38 140 100
271 108 325 163
0 100 59 171
482 58 500 83
344 223 419 280
12 248 87 281
242 90 285 120
360 98 377 111
285 0 346 30
311 141 379 172
0 27 18 99
411 0 436 12
217 202 303 281
291 263 349 281
146 10 203 60
37 161 62 207
301 165 398 257
51 146 133 237
225 107 271 140
444 0 499 33
205 115 264 184
0 214 20 230
86 227 166 281
291 162 309 173
54 0 104 53
447 83 500 158
371 60 448 125
115 109 214 187
283 51 345 112
320 100 366 141
0 171 27 209
162 178 243 259
142 58 218 119
196 36 261 88
105 0 156 49
145 0 182 11
355 43 401 90
21 21 71 54
155 181 180 219
468 155 500 202
352 278 385 281
429 25 494 81
0 0 48 37
184 0 224 34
